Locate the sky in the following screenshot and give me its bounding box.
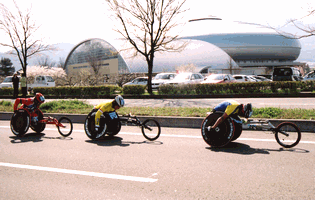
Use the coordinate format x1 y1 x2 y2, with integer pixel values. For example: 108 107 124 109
0 0 315 63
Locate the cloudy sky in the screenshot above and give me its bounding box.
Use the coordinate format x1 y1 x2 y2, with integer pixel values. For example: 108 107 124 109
1 0 315 67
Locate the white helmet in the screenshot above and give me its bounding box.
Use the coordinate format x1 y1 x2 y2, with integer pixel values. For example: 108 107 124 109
115 95 125 107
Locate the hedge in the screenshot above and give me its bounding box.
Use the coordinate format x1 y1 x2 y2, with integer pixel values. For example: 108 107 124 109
122 85 146 95
1 81 315 96
32 85 122 97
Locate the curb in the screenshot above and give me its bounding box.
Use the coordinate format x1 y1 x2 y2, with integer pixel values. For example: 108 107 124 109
1 112 315 132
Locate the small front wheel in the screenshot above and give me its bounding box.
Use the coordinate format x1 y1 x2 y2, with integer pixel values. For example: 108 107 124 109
141 119 161 141
275 122 301 148
57 117 73 137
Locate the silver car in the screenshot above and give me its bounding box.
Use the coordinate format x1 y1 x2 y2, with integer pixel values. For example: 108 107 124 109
152 73 176 89
165 72 204 85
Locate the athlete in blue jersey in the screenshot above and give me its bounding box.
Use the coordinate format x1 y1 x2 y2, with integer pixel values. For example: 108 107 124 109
209 100 253 131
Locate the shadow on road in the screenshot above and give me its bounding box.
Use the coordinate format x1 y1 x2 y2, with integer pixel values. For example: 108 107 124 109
86 136 163 147
206 142 310 154
9 132 73 143
207 142 270 155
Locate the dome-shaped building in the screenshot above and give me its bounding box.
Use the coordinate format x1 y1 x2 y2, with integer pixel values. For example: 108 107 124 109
183 33 302 67
120 39 237 73
64 33 303 77
64 38 130 77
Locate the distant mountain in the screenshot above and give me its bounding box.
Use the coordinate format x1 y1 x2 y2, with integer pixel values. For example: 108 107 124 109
0 43 74 71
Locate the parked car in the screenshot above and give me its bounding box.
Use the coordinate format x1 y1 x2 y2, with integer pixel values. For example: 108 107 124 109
28 75 56 90
233 74 257 82
152 73 176 89
123 77 148 87
303 71 315 81
273 67 302 81
250 75 272 82
201 74 236 84
0 75 20 88
165 72 204 85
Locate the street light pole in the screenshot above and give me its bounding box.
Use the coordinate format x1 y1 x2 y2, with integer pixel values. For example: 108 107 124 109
189 17 222 22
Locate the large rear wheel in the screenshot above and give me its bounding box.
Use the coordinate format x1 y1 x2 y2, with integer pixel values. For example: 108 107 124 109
201 112 234 147
230 114 243 141
10 111 30 137
84 111 107 140
30 110 46 133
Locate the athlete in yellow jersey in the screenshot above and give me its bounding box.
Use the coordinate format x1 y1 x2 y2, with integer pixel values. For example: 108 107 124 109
94 95 125 131
209 100 253 131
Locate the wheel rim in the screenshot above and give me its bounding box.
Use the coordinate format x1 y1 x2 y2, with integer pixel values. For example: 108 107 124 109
276 123 300 148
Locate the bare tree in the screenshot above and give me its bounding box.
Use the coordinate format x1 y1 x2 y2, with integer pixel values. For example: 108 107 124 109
236 7 315 39
36 55 56 68
175 63 196 73
226 57 241 75
106 0 187 94
0 1 53 78
56 57 66 69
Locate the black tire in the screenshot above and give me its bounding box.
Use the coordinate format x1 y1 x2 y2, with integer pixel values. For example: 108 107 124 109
106 120 121 137
84 110 107 140
57 117 73 137
104 112 121 137
201 112 234 147
30 110 46 133
275 122 301 148
141 119 161 141
10 111 30 137
230 114 243 141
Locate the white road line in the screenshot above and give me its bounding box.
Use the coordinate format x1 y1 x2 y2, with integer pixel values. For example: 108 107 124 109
0 162 158 183
1 126 315 144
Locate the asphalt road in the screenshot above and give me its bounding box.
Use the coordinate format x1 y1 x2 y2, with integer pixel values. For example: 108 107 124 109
1 120 315 199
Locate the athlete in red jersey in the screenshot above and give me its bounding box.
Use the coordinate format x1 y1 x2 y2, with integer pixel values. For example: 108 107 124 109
13 93 45 111
13 93 45 124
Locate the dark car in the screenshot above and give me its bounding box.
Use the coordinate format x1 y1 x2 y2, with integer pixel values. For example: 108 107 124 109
273 67 302 81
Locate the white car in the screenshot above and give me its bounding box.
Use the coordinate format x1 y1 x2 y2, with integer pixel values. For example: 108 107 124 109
201 74 236 84
251 75 272 82
303 71 315 81
165 73 204 85
152 73 176 89
0 76 20 88
233 75 257 82
123 77 148 87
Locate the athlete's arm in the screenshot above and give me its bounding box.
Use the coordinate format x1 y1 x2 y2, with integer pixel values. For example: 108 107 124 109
211 112 229 129
13 98 23 111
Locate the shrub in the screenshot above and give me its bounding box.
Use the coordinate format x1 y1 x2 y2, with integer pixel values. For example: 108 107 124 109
158 84 178 94
123 85 146 95
0 87 13 95
32 85 122 97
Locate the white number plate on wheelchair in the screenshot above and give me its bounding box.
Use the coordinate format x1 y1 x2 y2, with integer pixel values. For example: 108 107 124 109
108 112 118 119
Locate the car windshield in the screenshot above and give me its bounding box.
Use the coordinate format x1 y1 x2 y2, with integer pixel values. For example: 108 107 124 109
154 74 173 80
206 74 224 80
173 73 190 81
47 76 55 82
3 77 13 82
274 68 292 76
